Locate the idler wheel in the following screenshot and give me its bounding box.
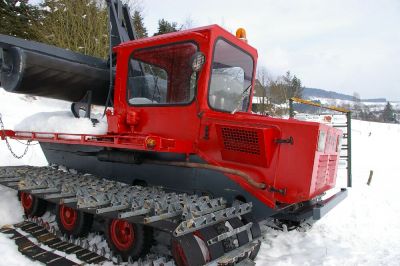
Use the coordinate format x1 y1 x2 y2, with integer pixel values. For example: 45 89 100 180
106 219 151 261
171 233 208 266
56 204 93 237
19 191 47 217
196 227 225 260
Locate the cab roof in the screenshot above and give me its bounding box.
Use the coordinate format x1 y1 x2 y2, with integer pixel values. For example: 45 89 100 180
115 24 258 58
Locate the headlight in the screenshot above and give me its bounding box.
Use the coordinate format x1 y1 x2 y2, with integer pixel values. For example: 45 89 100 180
317 131 326 152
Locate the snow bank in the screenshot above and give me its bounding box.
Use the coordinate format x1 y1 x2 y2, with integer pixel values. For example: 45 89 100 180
0 186 24 227
15 111 108 135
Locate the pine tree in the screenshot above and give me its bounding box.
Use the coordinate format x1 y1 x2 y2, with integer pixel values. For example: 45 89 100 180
381 102 395 123
132 10 147 38
154 19 178 36
281 71 303 100
269 71 304 104
0 0 41 40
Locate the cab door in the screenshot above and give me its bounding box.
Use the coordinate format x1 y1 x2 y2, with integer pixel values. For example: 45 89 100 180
122 41 201 151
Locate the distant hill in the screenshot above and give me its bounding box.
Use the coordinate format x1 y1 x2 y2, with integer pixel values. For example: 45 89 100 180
302 87 386 102
361 98 387 103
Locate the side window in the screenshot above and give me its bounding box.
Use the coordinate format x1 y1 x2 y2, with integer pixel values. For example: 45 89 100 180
127 42 198 105
209 39 254 112
128 62 168 104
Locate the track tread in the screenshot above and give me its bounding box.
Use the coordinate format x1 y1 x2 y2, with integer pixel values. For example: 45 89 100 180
6 221 109 265
0 226 79 266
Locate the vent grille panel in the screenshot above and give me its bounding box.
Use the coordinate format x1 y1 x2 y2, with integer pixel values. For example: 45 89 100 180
221 127 261 155
216 125 274 167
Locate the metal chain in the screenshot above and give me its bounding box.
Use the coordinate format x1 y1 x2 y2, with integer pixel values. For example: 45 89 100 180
0 113 31 159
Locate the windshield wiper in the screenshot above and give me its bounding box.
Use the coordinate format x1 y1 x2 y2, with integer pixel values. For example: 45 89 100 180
151 75 161 103
231 84 252 114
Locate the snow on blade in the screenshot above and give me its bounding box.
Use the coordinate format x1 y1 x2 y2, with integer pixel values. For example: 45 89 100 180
14 111 108 135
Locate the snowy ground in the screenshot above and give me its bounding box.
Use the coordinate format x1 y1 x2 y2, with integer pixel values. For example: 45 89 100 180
1 88 400 265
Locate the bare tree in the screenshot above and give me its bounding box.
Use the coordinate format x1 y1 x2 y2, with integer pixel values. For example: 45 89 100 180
181 16 195 30
37 0 143 58
254 66 270 115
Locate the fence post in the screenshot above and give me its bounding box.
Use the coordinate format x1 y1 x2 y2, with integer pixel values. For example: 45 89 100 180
367 170 373 185
346 111 352 187
289 98 294 118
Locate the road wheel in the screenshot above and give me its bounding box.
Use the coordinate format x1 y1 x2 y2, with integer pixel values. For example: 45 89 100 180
56 204 93 237
106 219 151 261
20 192 47 217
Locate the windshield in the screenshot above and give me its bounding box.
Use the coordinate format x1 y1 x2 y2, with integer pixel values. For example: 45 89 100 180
127 42 198 105
209 39 254 112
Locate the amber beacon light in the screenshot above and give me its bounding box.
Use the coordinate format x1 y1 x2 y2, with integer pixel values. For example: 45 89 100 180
236 28 248 42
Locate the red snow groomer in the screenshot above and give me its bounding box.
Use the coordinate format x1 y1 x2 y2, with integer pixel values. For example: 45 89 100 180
0 1 348 265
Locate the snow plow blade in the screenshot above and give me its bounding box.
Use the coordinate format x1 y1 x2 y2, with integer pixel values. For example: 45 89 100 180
313 188 348 220
273 188 348 223
0 34 109 105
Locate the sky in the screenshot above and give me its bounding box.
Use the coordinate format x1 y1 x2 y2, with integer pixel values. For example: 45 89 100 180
30 0 400 100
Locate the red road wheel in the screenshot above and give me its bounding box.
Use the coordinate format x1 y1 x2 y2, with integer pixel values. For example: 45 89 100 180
56 204 93 237
110 219 135 251
20 192 33 211
19 192 47 217
59 205 78 231
105 219 151 261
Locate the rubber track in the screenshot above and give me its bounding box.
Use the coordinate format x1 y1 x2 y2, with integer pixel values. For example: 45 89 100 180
1 221 109 265
0 226 78 266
